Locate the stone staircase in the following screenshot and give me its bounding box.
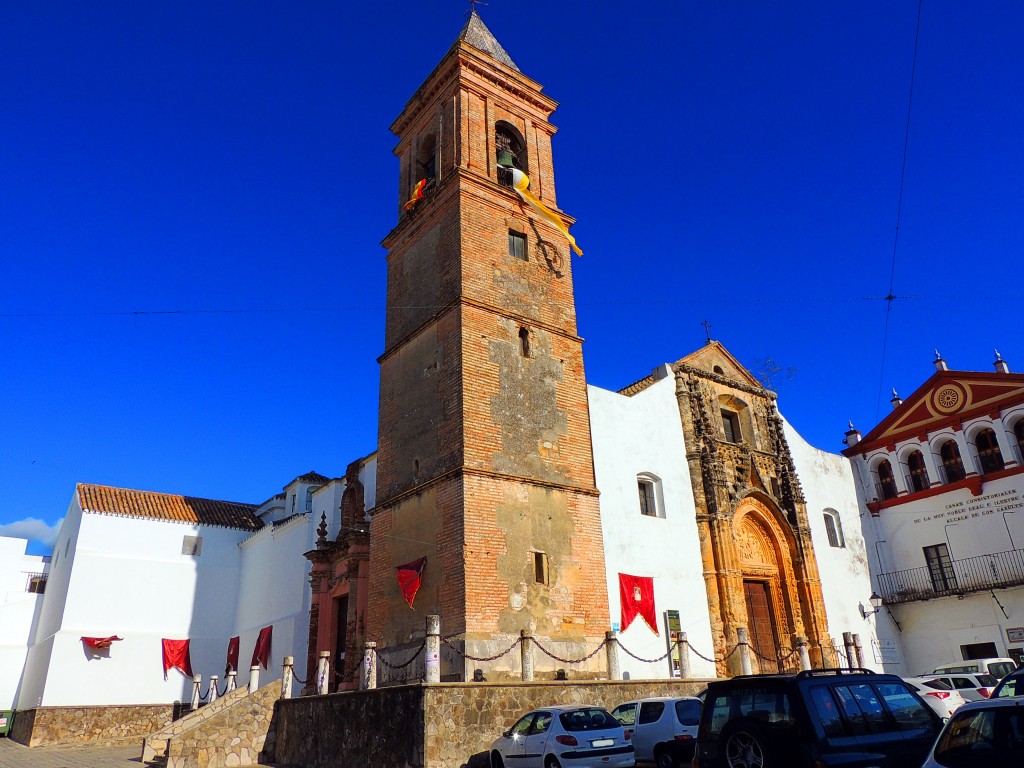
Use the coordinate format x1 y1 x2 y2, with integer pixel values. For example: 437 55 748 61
142 680 282 768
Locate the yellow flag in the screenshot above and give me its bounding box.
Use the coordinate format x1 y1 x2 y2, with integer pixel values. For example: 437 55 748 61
507 168 583 256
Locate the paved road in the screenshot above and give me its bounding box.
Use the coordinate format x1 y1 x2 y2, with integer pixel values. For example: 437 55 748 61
0 738 147 768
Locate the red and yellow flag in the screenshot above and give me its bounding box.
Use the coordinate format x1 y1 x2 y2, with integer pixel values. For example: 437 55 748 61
404 179 428 211
507 168 582 256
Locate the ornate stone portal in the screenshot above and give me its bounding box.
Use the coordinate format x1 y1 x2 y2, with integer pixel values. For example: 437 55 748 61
674 342 832 675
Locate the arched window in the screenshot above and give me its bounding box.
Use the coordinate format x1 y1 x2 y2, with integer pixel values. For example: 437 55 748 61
495 121 527 188
907 450 929 493
636 474 664 518
518 327 531 358
823 509 845 548
1014 421 1024 464
417 133 437 182
939 440 966 483
876 460 897 500
976 428 1005 474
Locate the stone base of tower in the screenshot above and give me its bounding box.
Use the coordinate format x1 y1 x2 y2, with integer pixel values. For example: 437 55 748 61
367 472 610 683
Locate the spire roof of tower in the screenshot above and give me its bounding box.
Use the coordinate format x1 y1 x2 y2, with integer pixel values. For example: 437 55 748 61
456 11 519 71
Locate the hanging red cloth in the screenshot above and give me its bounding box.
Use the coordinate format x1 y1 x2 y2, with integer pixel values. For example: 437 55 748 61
618 573 658 635
81 636 122 649
396 556 427 609
251 626 272 670
225 636 240 672
162 638 193 677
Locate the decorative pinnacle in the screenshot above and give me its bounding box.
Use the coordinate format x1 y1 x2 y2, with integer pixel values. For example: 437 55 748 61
891 388 899 399
847 420 856 431
934 349 942 360
995 349 1003 361
316 512 328 546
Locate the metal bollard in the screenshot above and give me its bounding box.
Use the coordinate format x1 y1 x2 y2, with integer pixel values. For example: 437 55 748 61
737 628 753 675
605 631 621 681
795 635 812 671
678 632 692 679
316 650 330 695
521 629 534 682
282 656 294 699
208 675 219 704
425 615 441 683
843 632 856 669
191 675 201 709
362 642 377 690
248 665 260 694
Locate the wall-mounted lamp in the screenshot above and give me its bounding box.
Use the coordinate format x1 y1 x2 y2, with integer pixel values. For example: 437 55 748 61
860 592 883 618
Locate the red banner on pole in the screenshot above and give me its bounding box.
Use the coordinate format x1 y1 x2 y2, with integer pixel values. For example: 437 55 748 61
396 556 427 609
162 638 193 678
618 573 658 635
226 635 240 672
251 626 272 670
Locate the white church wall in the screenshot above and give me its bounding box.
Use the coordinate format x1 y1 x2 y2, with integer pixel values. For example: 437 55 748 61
589 377 717 681
35 513 247 706
0 536 48 709
782 420 901 672
235 512 314 684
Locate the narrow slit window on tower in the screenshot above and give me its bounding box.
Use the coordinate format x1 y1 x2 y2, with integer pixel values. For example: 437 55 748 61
519 327 531 357
509 230 527 260
533 551 548 585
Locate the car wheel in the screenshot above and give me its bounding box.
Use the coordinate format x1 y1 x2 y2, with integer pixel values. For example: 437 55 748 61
654 745 678 768
491 753 504 768
544 755 562 768
720 720 773 768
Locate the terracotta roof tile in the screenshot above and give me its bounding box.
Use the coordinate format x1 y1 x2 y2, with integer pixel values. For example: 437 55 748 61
76 483 263 532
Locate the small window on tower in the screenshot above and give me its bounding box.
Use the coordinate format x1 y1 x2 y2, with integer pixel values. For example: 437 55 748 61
519 327 531 358
533 551 548 585
509 230 527 260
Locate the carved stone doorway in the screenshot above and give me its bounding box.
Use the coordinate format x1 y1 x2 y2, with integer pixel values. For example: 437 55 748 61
743 580 780 673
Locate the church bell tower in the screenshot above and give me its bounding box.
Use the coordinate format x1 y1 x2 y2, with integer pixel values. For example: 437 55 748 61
367 12 609 679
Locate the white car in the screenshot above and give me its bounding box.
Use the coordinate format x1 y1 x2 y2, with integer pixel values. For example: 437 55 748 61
925 672 999 702
932 658 1017 680
611 696 701 768
490 705 635 768
920 696 1024 767
904 676 967 719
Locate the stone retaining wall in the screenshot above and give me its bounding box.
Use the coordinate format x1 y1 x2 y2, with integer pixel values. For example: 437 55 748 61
142 686 252 763
8 703 176 747
272 678 714 768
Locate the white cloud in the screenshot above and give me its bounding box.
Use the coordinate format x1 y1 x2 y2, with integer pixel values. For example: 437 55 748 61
0 517 63 548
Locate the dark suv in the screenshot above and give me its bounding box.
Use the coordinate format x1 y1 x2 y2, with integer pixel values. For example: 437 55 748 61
693 668 942 768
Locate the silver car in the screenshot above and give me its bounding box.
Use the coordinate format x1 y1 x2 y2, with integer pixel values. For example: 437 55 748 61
490 705 635 768
920 696 1024 767
611 696 701 768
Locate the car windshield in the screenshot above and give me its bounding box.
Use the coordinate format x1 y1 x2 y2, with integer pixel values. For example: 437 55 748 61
560 709 620 732
933 707 1024 766
977 674 998 687
993 674 1023 699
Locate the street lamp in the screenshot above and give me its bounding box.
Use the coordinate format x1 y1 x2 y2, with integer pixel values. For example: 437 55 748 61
860 592 883 618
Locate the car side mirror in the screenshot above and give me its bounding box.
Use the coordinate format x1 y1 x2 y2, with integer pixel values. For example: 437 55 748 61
503 730 512 739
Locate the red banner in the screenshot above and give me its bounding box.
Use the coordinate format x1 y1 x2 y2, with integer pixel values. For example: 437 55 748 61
396 556 427 608
618 573 658 635
162 638 193 678
81 636 122 649
251 626 272 670
225 636 240 672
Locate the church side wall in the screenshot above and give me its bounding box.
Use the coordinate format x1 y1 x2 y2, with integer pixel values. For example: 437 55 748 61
0 537 46 710
589 379 717 680
781 420 898 671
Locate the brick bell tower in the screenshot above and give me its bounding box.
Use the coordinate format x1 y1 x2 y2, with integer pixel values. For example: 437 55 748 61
367 12 609 680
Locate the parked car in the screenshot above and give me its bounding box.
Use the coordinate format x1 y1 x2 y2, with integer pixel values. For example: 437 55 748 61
611 696 702 768
933 658 1017 680
490 705 635 768
926 672 999 701
904 676 967 719
692 668 942 768
920 696 1024 767
992 665 1024 698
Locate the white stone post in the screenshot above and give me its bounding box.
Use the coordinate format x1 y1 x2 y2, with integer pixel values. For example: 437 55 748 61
843 632 856 669
737 628 753 675
605 631 621 681
190 675 201 709
677 632 692 679
852 634 866 669
362 642 377 690
795 635 812 671
425 615 441 683
208 675 219 704
316 650 330 695
226 671 237 693
520 630 534 682
248 665 260 694
282 656 294 699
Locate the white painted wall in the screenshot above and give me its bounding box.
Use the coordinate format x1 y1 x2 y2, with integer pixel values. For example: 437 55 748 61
782 420 900 671
0 537 48 709
589 378 717 681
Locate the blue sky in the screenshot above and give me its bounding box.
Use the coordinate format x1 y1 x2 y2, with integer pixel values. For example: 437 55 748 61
2 1 1022 554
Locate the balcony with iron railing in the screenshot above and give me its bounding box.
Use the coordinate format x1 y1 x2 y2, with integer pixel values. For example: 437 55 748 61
877 548 1024 604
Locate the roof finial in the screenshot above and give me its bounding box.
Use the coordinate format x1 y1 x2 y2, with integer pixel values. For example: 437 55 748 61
701 319 713 345
933 349 948 372
994 349 1010 373
890 388 903 409
467 0 488 15
995 348 1003 361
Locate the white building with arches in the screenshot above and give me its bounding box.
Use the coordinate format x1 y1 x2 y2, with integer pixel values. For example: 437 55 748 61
844 352 1024 674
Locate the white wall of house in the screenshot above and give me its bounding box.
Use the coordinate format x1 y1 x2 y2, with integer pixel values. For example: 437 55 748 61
782 421 899 672
0 537 48 710
589 377 717 681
